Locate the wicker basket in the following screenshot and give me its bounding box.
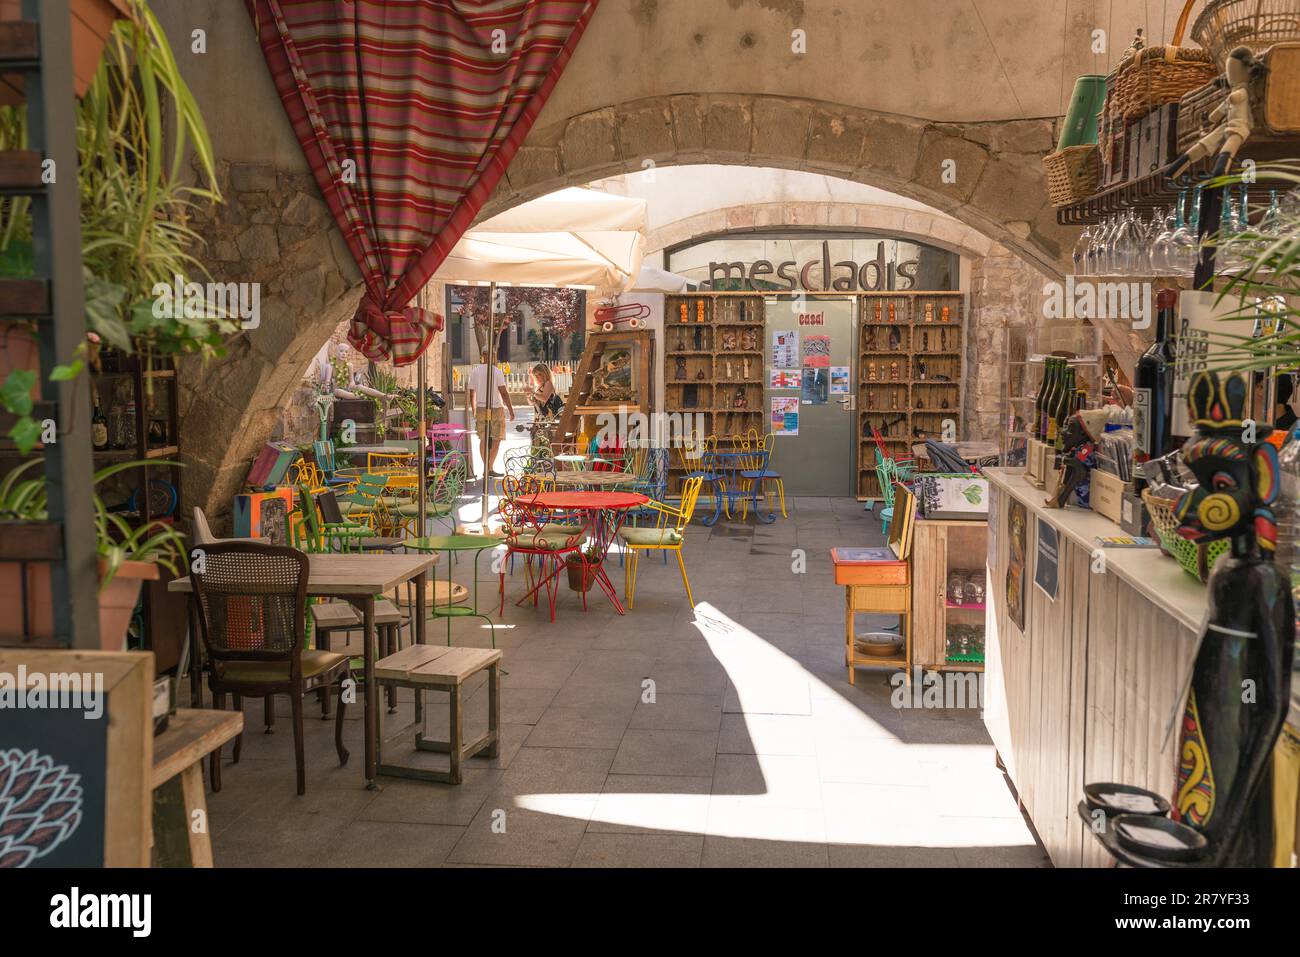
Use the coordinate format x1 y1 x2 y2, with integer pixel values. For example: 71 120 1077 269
1142 489 1230 583
1112 0 1218 121
1043 144 1100 207
1192 0 1300 69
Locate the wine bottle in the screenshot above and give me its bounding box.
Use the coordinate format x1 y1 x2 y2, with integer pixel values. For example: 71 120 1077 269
1052 364 1075 451
1039 358 1060 442
1032 359 1049 442
92 400 108 451
1133 288 1178 487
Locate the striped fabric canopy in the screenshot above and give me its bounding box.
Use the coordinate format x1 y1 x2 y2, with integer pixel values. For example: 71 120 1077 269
246 0 599 364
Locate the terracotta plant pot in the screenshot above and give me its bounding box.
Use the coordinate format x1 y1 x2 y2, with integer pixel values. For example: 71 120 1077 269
566 558 593 593
0 323 40 401
0 0 132 105
0 550 158 650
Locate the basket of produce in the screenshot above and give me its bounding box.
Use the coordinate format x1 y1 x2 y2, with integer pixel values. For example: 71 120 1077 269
1112 1 1218 121
1043 144 1101 207
1192 0 1300 69
1142 489 1229 583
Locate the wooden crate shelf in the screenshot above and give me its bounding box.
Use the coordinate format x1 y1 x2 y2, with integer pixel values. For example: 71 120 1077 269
857 292 965 500
664 294 766 497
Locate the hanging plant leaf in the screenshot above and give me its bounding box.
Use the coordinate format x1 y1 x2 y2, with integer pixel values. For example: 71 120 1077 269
7 416 42 455
0 369 35 417
0 237 34 279
83 270 132 352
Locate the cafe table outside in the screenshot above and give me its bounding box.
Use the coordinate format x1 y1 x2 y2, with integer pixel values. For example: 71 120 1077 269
169 551 435 790
515 490 648 615
404 533 506 647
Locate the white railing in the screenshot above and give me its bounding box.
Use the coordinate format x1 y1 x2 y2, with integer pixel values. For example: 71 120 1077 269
452 364 574 397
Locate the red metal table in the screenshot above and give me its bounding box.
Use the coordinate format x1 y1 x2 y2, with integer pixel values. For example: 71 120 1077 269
514 490 647 615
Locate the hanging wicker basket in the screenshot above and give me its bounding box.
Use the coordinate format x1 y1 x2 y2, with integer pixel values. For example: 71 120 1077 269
1112 0 1218 121
1043 144 1100 207
1192 0 1300 69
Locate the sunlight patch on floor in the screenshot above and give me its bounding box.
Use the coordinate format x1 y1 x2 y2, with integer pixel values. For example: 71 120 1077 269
515 602 1034 848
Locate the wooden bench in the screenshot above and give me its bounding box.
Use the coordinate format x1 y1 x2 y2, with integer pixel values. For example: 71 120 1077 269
375 644 502 785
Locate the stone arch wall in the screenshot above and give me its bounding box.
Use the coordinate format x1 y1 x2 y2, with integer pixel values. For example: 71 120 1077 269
641 201 997 262
491 94 1073 277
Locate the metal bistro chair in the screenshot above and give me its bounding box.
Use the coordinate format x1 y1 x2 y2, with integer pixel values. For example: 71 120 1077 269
394 450 469 537
735 430 787 521
313 438 352 488
191 543 351 796
677 432 723 521
874 453 901 536
498 473 583 623
619 476 703 610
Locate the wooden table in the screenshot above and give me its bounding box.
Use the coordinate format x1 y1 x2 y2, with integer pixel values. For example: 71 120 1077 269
152 708 243 867
170 552 435 789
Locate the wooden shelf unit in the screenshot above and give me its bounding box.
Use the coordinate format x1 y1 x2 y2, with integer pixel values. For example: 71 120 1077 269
91 352 187 670
911 516 988 673
857 292 965 499
664 294 766 495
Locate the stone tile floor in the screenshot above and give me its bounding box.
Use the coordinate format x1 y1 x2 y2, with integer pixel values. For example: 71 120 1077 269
200 494 1048 868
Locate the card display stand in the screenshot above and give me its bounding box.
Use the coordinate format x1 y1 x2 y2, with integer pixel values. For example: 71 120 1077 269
857 292 965 499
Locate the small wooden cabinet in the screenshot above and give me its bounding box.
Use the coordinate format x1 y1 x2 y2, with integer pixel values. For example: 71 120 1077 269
911 517 988 672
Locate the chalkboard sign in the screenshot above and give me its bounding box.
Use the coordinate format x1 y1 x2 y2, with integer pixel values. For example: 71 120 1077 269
0 651 152 868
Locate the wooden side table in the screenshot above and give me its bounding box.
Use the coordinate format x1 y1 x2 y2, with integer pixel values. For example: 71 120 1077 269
833 558 912 686
151 708 243 867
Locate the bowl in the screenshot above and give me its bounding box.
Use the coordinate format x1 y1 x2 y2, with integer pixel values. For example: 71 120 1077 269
854 632 904 658
1113 814 1208 863
1082 782 1170 818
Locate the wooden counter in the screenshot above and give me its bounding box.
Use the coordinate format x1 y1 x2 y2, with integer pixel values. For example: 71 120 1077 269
982 467 1203 867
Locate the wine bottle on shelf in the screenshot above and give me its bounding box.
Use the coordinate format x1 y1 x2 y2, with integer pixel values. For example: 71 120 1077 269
1052 364 1075 451
92 398 108 452
1038 358 1060 442
1133 288 1179 489
1032 359 1049 441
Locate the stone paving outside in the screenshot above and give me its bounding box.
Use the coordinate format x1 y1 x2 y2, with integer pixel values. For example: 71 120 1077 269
200 488 1048 868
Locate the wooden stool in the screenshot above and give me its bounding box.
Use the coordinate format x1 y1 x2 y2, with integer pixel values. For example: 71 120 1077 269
375 644 502 785
311 599 407 715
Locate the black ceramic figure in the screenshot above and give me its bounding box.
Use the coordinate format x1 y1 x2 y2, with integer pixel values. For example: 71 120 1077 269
1081 371 1294 867
1046 409 1106 510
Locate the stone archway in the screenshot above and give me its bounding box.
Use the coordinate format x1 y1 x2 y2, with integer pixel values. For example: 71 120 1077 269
488 94 1072 277
641 201 997 262
175 77 1078 526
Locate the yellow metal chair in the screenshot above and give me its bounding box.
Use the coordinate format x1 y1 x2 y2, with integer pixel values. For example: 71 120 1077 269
618 476 703 610
737 430 788 520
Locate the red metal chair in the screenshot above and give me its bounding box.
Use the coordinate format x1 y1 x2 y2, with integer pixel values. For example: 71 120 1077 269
497 474 582 622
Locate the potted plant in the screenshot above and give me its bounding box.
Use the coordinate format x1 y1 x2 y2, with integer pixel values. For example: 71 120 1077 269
0 0 133 105
1 1 233 452
564 544 601 593
0 458 186 649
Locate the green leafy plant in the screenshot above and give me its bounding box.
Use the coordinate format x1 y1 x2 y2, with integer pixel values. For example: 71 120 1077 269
1 0 232 454
0 457 186 587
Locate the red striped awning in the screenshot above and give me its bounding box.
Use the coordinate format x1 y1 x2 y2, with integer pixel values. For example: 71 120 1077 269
246 0 599 364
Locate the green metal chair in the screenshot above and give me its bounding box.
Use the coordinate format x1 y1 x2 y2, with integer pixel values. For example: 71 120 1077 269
874 454 900 536
393 450 469 537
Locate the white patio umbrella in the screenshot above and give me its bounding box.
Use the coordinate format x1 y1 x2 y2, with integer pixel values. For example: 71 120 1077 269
425 187 648 522
627 264 690 294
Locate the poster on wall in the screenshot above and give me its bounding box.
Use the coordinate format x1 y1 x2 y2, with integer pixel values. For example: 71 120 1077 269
771 397 799 435
801 368 829 405
1006 499 1027 631
770 369 801 390
830 366 850 394
1034 518 1059 600
801 335 831 368
773 330 799 369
